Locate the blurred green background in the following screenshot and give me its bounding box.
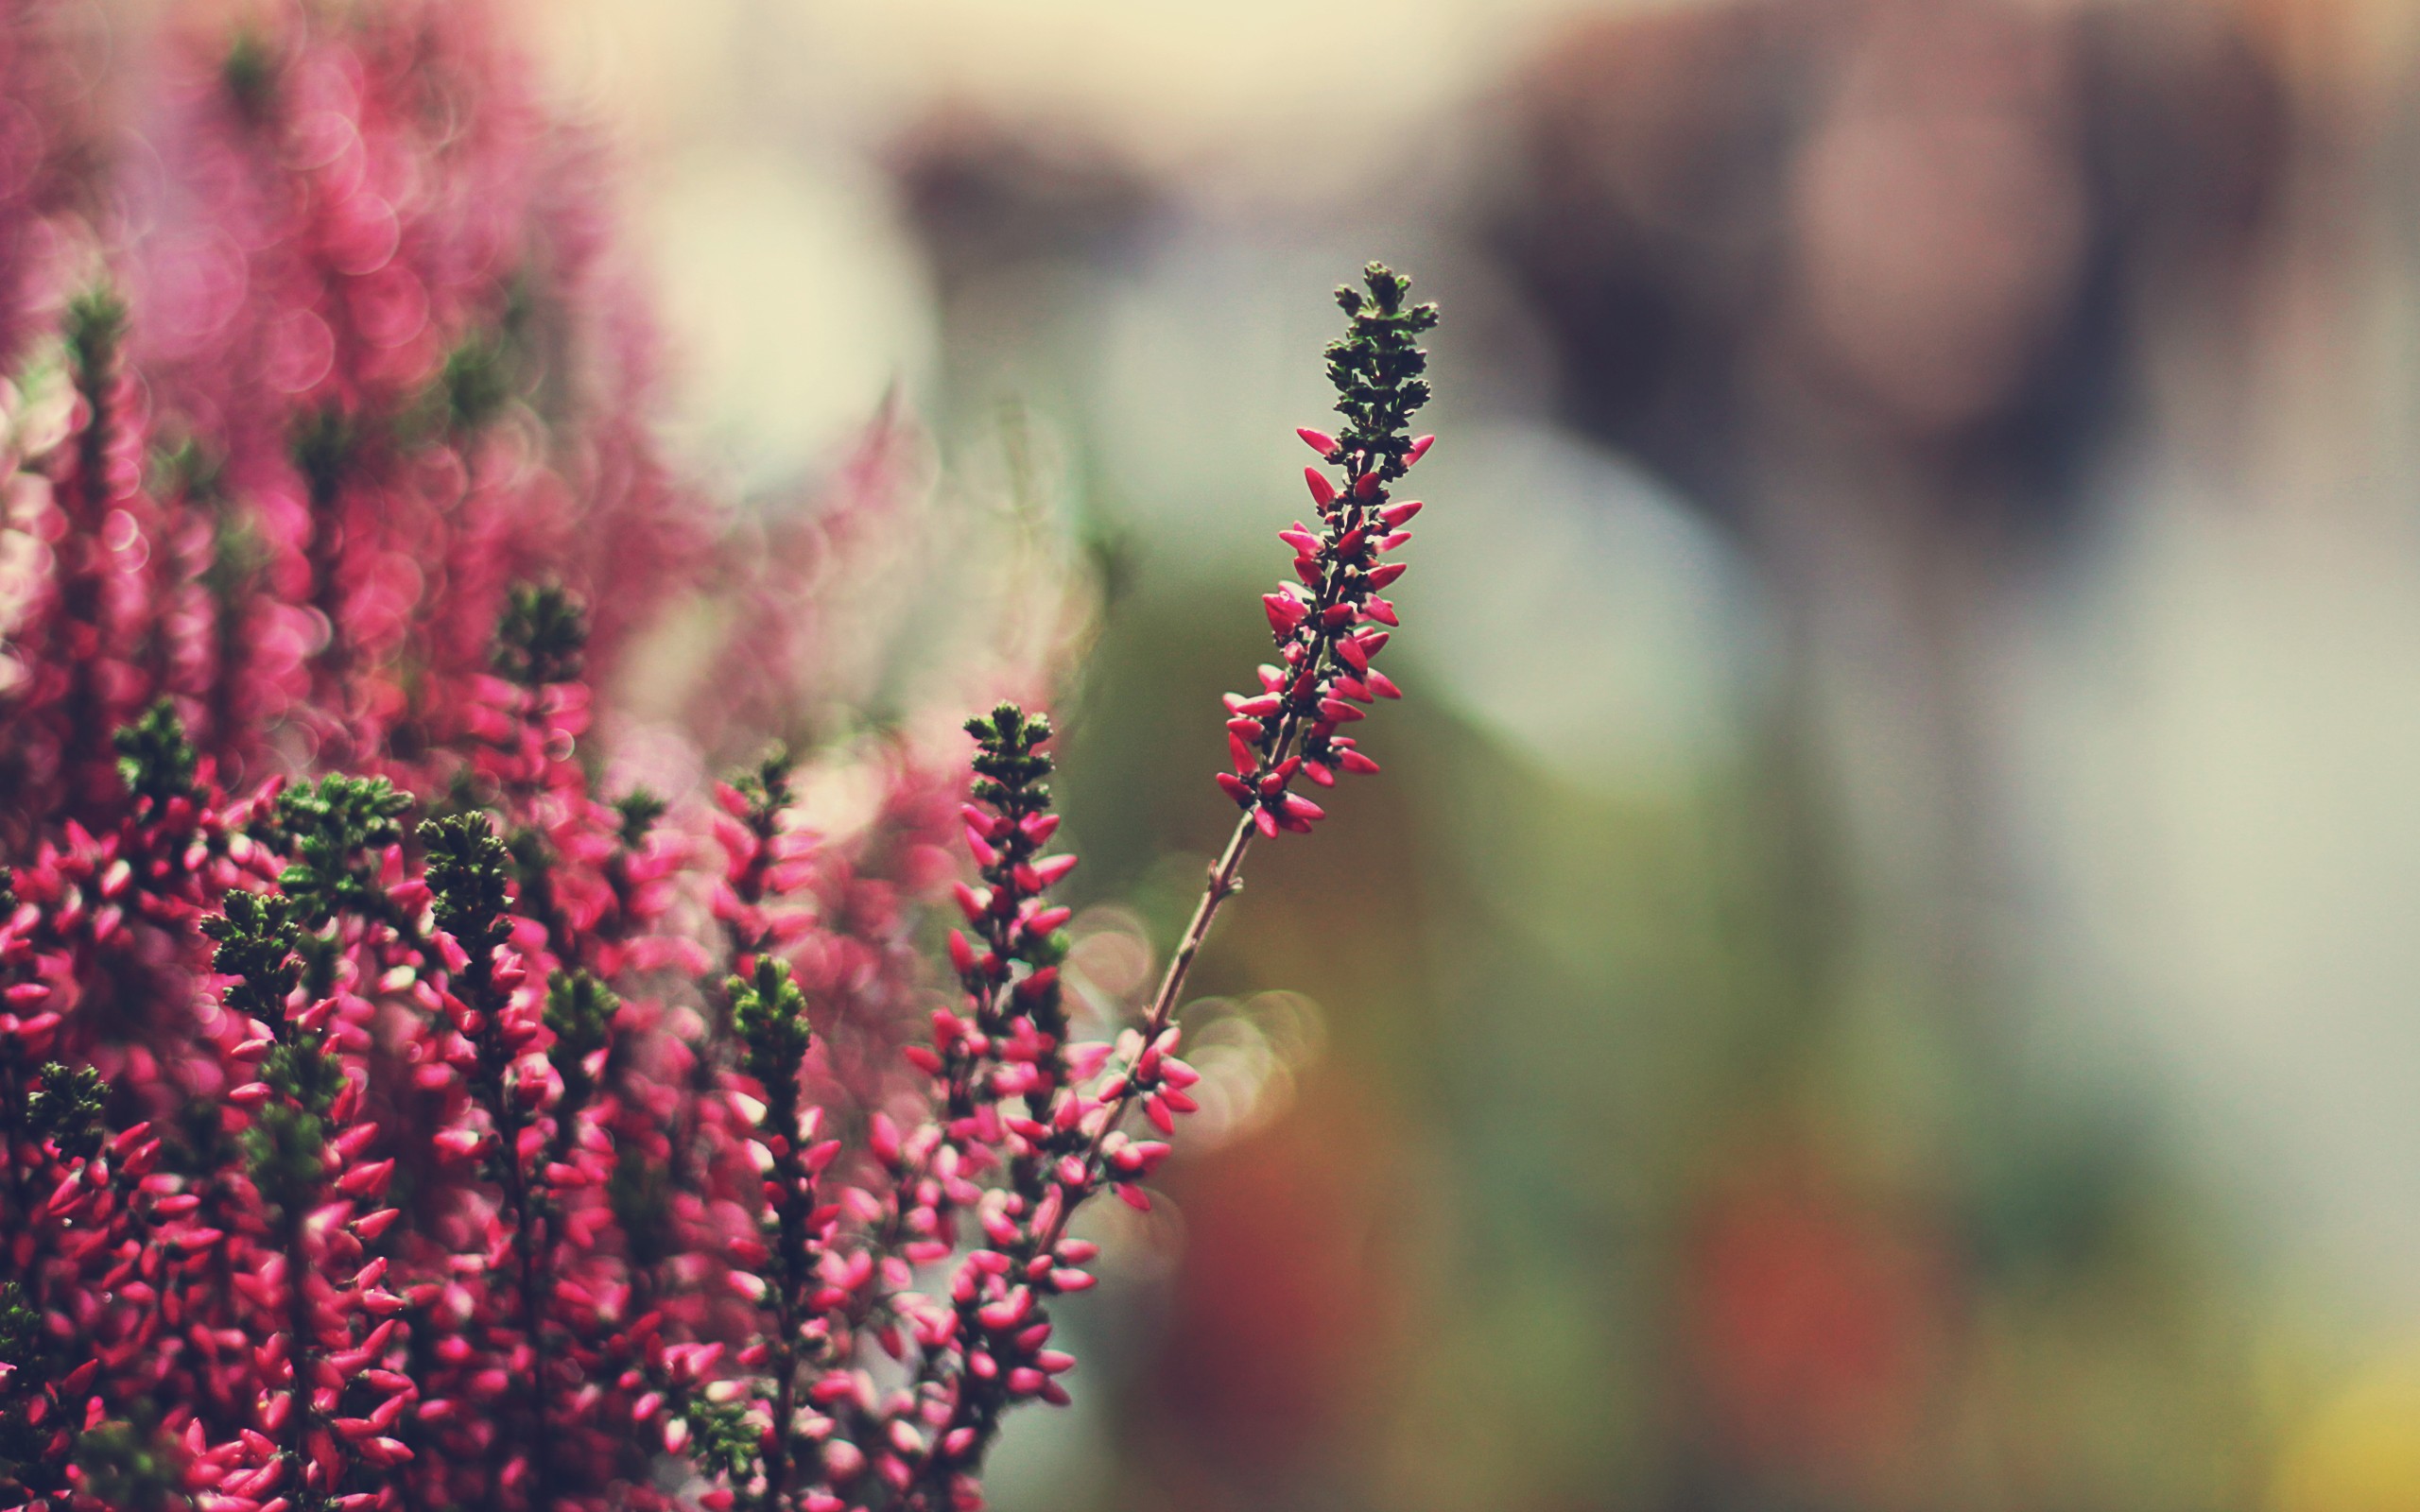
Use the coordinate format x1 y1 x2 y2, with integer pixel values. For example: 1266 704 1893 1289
530 0 2420 1506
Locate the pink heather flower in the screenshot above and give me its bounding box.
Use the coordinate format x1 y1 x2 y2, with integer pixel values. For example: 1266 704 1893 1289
1214 265 1436 843
0 6 1440 1502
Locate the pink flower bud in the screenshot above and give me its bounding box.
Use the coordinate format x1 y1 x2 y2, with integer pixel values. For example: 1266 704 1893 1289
822 1439 866 1480
335 1160 393 1198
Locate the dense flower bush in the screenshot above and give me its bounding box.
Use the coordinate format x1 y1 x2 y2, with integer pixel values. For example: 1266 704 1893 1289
0 4 1438 1508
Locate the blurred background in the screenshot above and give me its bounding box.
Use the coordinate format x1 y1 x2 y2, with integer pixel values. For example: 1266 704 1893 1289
517 0 2420 1507
168 0 2420 1505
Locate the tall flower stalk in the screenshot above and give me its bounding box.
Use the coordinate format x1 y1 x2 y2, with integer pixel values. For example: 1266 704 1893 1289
1182 262 1436 1037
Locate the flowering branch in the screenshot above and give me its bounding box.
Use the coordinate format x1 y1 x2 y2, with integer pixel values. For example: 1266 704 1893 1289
0 20 1444 1501
1141 259 1437 1104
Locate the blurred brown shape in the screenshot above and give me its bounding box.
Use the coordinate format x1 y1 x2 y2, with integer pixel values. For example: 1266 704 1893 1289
890 107 1157 301
1485 0 2286 536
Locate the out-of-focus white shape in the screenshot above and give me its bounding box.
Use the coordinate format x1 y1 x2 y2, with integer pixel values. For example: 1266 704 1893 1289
523 0 1629 184
1409 421 1765 786
796 0 1625 191
1087 235 1354 558
638 151 933 490
511 0 1629 491
2022 449 2420 1320
981 1369 1113 1512
1171 990 1329 1152
1064 906 1156 1036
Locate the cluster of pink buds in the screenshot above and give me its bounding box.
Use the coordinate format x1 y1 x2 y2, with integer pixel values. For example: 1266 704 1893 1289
1219 265 1438 839
0 6 1443 1500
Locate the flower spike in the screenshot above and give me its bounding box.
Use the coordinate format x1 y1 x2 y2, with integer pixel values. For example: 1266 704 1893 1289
1215 263 1436 840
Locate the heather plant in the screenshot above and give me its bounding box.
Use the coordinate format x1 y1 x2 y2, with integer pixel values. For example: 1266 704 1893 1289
0 5 1438 1509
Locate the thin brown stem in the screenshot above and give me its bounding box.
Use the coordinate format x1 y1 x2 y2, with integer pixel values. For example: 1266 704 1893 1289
1142 813 1255 1035
1028 810 1255 1260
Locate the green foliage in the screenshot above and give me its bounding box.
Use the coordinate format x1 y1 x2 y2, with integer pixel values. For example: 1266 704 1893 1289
421 812 513 954
1325 261 1439 481
26 1062 107 1161
64 286 128 379
964 703 1067 979
151 437 224 502
200 890 300 1022
730 746 795 825
244 1101 329 1218
506 825 559 931
268 775 413 928
200 891 341 1113
614 787 667 849
965 702 1052 813
202 509 265 607
728 956 811 1097
260 1034 345 1116
113 700 199 809
545 971 617 1108
673 1392 761 1485
289 405 355 505
439 329 520 434
0 1288 40 1383
72 1418 181 1512
0 1284 63 1497
221 26 277 121
494 583 587 688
